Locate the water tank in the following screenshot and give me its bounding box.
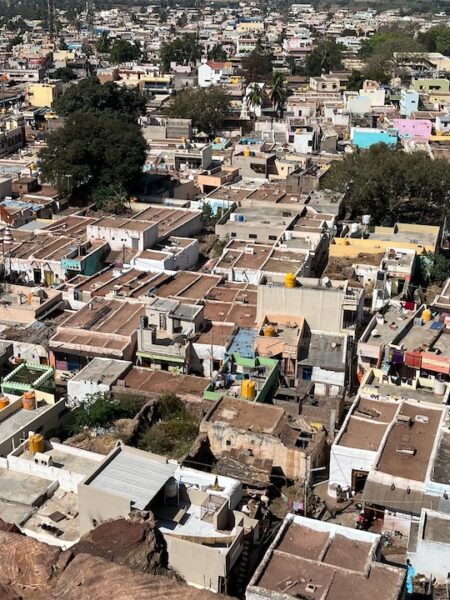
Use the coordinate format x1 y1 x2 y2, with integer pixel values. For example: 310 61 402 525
351 222 360 234
285 230 293 241
422 308 432 322
285 273 297 288
434 380 446 395
242 379 256 400
29 433 44 455
0 397 9 410
264 325 277 337
237 214 245 222
165 477 178 499
22 391 36 411
230 213 238 222
244 148 251 157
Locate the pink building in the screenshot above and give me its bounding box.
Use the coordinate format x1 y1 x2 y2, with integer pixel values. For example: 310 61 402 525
393 118 432 140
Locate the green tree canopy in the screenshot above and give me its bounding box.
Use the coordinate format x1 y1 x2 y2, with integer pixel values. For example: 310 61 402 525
418 26 450 55
38 110 146 201
208 43 228 62
109 38 141 64
240 50 274 82
167 86 230 134
96 31 111 54
323 144 450 224
160 33 202 70
304 39 343 76
53 77 146 121
51 66 77 83
92 184 131 215
359 32 424 60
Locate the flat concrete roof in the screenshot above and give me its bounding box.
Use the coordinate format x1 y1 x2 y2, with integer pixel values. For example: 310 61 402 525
0 467 52 505
208 397 284 435
0 402 54 446
376 402 442 482
70 358 132 387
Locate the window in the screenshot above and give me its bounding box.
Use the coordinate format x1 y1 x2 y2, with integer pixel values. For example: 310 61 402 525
249 233 257 239
269 235 277 240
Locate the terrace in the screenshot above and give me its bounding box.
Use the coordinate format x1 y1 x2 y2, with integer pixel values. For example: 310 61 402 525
204 352 279 403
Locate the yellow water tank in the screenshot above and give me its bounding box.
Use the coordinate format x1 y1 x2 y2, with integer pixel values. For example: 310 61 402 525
0 397 9 410
22 391 36 411
244 148 251 157
422 308 432 322
29 433 45 455
264 325 277 337
285 273 297 288
242 379 256 400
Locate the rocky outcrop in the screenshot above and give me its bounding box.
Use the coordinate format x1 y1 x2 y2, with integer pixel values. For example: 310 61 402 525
71 512 167 574
0 522 227 600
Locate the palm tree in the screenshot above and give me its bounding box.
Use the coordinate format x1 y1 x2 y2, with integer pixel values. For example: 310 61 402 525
270 72 287 119
247 83 263 128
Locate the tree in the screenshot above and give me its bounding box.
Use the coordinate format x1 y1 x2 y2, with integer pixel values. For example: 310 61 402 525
418 26 450 55
160 34 202 70
323 144 450 224
240 50 274 83
71 392 136 433
167 86 230 134
93 184 131 215
58 37 68 51
176 12 188 27
51 66 77 83
270 71 287 118
346 69 365 91
304 39 343 76
38 110 147 201
208 43 228 62
96 31 111 54
418 252 450 285
247 83 264 126
362 55 391 85
359 32 424 60
109 39 141 64
53 77 146 121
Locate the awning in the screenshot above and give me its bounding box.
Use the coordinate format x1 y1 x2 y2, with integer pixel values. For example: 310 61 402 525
361 480 440 515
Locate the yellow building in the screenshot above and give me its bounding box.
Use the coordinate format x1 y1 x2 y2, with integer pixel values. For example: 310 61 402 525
28 81 63 108
237 21 265 34
330 223 440 257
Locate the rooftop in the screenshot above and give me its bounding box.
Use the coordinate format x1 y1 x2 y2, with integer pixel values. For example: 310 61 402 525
207 396 284 435
70 358 132 387
86 446 177 510
376 402 442 482
249 515 405 600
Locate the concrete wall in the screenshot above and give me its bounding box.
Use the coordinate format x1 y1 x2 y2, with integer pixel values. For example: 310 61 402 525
78 481 131 535
257 285 345 333
164 526 244 593
329 443 377 490
0 398 66 457
8 442 103 492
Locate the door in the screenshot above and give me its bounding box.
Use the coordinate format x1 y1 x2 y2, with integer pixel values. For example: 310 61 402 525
352 469 368 493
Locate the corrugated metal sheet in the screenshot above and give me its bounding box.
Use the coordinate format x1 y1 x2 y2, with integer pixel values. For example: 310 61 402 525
89 450 177 510
362 480 440 515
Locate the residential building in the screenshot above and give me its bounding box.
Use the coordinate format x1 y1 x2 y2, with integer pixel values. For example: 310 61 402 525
200 395 326 480
78 443 257 593
246 514 406 600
